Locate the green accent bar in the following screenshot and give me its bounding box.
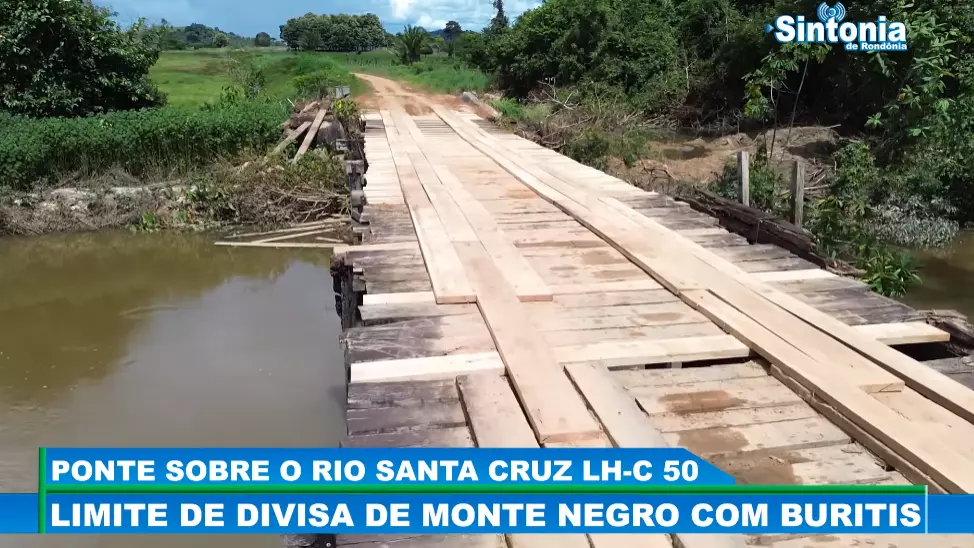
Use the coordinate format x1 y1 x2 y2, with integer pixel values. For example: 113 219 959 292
46 483 925 495
38 448 47 534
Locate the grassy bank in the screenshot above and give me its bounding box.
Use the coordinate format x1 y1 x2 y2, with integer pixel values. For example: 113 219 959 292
327 50 489 94
1 50 360 192
1 49 361 236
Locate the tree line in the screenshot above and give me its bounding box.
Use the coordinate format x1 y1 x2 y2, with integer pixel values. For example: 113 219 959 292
147 21 275 50
279 13 387 52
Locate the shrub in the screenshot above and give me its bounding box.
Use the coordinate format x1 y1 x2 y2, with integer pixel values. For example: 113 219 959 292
0 101 288 190
0 0 165 117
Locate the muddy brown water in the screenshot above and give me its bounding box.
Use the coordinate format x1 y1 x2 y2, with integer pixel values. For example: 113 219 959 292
0 231 345 547
901 230 974 320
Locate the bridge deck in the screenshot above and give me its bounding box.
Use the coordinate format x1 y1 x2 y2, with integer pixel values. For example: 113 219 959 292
332 84 974 547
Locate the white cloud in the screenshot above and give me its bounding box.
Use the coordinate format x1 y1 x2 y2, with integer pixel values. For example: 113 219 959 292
390 0 415 19
385 0 541 30
415 14 447 29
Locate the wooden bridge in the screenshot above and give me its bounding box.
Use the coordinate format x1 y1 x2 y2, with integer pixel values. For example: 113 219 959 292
330 75 974 548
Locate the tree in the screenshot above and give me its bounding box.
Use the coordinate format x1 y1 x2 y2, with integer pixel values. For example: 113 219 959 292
444 21 462 42
0 0 165 117
254 32 272 47
212 32 229 48
394 25 427 65
298 29 322 51
279 13 387 52
490 0 509 32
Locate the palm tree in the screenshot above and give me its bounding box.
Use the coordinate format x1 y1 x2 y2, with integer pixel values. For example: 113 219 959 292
394 25 427 65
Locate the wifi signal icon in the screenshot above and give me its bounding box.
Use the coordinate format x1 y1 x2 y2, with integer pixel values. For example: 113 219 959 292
817 2 847 22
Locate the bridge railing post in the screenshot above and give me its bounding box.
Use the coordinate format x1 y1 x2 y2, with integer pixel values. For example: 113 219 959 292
737 150 750 207
790 159 805 228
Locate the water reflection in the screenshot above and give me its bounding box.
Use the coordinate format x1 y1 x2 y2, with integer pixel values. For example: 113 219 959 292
902 230 974 320
0 231 345 548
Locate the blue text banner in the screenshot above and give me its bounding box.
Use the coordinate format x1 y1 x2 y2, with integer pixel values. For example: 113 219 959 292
42 493 926 534
43 448 733 486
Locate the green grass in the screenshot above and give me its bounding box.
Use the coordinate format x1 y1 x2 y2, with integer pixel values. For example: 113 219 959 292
151 49 363 108
325 50 489 94
150 50 237 108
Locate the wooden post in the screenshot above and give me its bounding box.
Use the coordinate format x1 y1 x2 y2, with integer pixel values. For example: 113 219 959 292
737 150 750 207
790 160 805 228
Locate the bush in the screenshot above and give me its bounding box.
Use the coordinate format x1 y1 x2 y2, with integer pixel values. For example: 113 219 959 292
0 0 165 117
0 101 288 190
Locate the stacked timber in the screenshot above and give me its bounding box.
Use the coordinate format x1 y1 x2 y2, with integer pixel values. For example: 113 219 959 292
272 98 367 167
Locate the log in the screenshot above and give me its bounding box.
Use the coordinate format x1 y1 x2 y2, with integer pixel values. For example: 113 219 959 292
678 189 862 276
921 310 974 351
317 120 348 149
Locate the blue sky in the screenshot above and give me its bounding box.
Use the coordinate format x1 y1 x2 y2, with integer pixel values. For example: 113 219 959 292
94 0 541 37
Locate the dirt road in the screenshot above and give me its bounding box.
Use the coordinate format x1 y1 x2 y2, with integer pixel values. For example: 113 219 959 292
353 73 493 118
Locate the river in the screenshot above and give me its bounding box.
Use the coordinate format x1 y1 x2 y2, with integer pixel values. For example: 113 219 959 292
0 231 346 548
901 230 974 320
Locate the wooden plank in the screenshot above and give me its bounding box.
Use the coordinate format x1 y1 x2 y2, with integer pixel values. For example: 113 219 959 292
598 198 906 394
549 280 662 294
359 303 478 324
224 220 337 240
335 242 419 257
756 286 974 425
662 416 851 459
341 427 473 448
271 121 312 155
563 362 744 548
346 402 466 435
713 444 891 486
427 161 552 302
380 111 477 305
350 352 504 383
588 534 672 548
252 228 329 244
553 335 751 369
293 109 327 162
855 322 950 345
564 363 669 448
543 322 726 347
214 241 342 249
683 289 974 493
633 376 804 415
348 379 458 409
362 292 436 305
650 402 818 433
614 362 770 389
454 241 601 444
458 373 539 447
552 289 678 308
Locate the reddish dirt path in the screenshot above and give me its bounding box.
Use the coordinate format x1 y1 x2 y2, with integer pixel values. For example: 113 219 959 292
353 73 481 117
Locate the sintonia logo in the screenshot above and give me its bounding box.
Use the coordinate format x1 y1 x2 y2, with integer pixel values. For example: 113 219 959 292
767 2 907 51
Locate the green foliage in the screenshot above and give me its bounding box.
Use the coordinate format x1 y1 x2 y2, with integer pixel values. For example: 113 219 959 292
254 32 272 47
280 13 386 52
0 101 287 191
0 0 165 117
395 26 429 65
212 32 229 48
145 22 253 49
444 21 463 42
330 51 488 93
712 150 787 215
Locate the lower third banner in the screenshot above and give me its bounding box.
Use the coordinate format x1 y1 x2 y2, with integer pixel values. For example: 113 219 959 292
37 493 924 534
